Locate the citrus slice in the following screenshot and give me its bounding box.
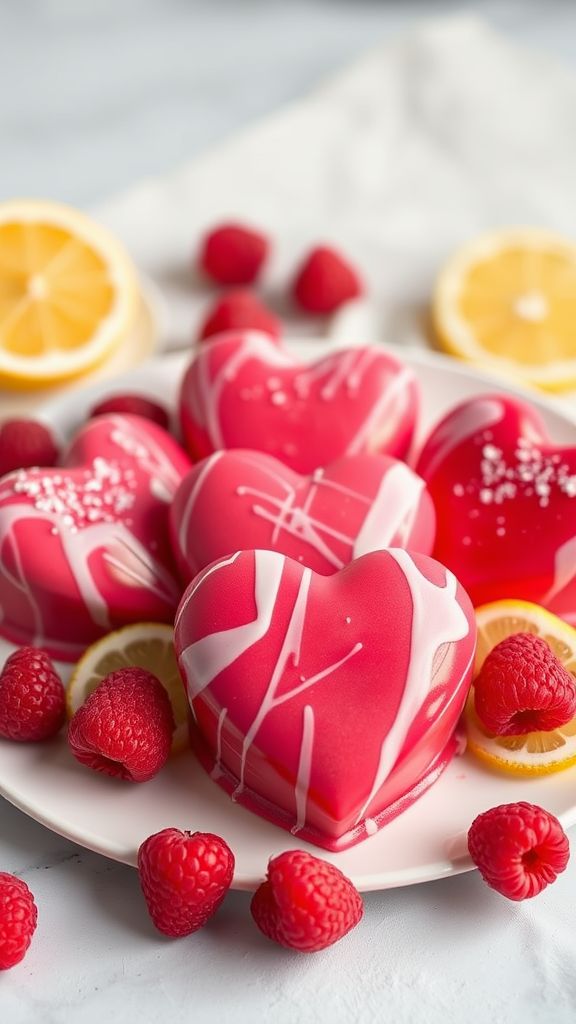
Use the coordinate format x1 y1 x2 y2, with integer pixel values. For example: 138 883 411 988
0 199 139 387
67 623 188 753
465 599 576 775
434 228 576 392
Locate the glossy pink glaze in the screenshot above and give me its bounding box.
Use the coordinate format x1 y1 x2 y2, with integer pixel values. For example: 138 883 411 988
417 394 576 621
178 331 419 473
0 414 192 661
170 449 436 581
174 548 476 851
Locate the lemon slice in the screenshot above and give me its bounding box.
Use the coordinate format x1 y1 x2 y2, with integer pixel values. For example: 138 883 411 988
466 600 576 775
0 199 139 387
434 228 576 392
67 623 189 753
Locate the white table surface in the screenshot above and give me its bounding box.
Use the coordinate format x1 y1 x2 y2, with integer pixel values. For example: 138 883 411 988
3 3 576 1022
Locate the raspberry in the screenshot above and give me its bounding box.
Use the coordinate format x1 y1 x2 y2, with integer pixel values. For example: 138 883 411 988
0 419 59 477
468 802 570 900
138 828 235 936
0 872 38 970
0 647 65 741
68 667 174 782
90 394 170 430
474 633 576 735
199 222 269 286
292 245 363 315
198 289 281 343
250 850 363 952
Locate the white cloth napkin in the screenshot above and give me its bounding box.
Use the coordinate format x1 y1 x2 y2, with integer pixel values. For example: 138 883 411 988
95 12 576 369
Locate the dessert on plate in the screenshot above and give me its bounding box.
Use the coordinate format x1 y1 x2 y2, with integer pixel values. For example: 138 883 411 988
170 449 435 580
0 413 191 660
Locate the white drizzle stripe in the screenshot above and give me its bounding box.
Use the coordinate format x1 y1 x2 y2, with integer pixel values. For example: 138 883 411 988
291 705 315 834
178 453 223 554
353 463 425 556
211 707 228 780
180 551 284 699
346 366 413 455
174 551 241 633
355 550 470 824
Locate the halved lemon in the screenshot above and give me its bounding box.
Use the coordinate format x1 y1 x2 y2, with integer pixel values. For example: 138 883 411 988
465 599 576 775
0 199 139 387
434 228 576 392
67 623 189 753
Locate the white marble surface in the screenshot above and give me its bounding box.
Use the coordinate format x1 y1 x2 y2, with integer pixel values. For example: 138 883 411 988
4 3 576 1023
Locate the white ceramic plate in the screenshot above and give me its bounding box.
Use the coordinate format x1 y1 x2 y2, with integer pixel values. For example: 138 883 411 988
1 343 576 892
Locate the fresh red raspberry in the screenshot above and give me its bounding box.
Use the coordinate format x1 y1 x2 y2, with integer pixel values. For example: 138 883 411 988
292 245 363 315
250 850 363 952
90 394 170 430
474 632 576 735
0 872 38 970
68 667 174 783
198 289 281 343
0 419 59 477
138 828 235 936
468 802 570 900
0 647 65 742
199 222 269 285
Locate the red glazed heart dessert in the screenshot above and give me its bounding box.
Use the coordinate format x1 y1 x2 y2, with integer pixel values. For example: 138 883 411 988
174 548 475 851
0 414 191 660
170 449 435 580
416 394 576 620
179 331 418 473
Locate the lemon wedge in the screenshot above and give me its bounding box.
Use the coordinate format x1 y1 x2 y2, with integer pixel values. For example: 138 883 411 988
0 199 139 387
434 228 576 391
67 623 188 754
466 600 576 775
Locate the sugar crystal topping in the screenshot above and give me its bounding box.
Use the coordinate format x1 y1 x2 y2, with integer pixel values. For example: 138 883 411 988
10 458 137 531
454 436 576 509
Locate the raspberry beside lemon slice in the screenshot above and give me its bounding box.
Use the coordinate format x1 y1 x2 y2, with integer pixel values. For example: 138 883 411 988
465 600 576 775
434 228 576 392
0 199 139 387
67 623 188 753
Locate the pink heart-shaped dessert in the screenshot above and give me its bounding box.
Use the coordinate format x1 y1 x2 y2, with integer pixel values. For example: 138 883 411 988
174 548 475 851
170 449 436 580
416 394 576 620
179 331 418 473
0 414 192 660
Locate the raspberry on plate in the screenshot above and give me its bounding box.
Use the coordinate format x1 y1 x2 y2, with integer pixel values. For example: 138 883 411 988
138 828 235 936
68 667 175 782
0 418 59 477
468 802 570 900
250 850 363 952
292 245 363 315
0 872 38 970
0 647 66 741
198 289 281 342
90 394 170 430
474 632 576 736
199 222 269 286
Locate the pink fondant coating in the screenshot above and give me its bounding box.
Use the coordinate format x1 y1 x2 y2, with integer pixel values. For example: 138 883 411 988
417 394 576 622
178 330 419 473
174 548 476 851
0 414 192 660
170 449 436 581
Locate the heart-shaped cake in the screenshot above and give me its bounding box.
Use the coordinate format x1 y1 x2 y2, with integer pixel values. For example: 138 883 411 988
417 394 576 620
174 548 475 851
0 414 191 660
179 331 418 473
170 449 435 580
